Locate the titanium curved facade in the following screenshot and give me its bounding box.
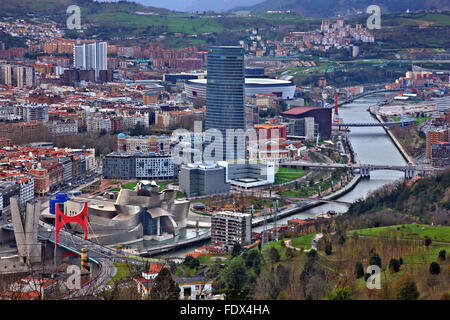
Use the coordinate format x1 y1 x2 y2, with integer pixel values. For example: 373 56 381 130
64 181 189 245
205 46 245 161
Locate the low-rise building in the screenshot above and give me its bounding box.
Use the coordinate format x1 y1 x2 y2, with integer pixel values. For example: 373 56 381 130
218 161 275 189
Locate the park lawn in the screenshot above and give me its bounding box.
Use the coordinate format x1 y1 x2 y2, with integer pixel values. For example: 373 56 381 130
290 233 316 250
262 238 291 261
121 181 138 190
190 208 212 216
349 224 450 243
108 262 131 285
156 181 168 191
324 231 450 299
197 254 229 265
275 167 307 184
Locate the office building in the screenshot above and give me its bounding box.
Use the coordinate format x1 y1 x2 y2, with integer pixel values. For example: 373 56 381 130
218 161 275 189
102 152 176 180
205 46 245 161
285 117 316 141
281 106 332 140
211 211 252 251
178 162 230 197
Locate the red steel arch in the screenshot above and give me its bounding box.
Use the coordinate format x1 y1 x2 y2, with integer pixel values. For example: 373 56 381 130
55 202 88 246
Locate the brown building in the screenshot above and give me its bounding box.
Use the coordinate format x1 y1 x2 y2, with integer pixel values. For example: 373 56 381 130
41 161 64 191
0 138 12 148
30 166 49 196
427 128 449 159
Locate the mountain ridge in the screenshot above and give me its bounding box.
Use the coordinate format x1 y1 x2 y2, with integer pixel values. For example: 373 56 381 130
231 0 450 17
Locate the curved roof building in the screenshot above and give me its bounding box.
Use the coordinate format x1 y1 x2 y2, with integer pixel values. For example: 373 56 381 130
185 78 296 100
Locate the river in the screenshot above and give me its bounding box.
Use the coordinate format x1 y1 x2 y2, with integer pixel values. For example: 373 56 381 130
156 92 407 257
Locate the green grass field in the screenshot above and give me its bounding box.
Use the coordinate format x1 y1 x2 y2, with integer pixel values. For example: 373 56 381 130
108 262 131 285
290 233 316 249
274 167 307 184
349 224 450 243
121 181 138 190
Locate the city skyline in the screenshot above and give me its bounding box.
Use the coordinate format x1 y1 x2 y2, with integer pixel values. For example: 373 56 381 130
0 0 448 305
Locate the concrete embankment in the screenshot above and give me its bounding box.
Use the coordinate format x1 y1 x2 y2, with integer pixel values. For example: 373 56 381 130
186 172 361 230
372 113 415 165
251 173 361 227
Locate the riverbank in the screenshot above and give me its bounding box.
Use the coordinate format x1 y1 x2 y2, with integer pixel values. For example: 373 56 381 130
251 173 361 227
372 113 416 165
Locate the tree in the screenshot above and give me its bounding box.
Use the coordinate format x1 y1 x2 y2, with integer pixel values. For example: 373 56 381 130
286 247 295 260
338 235 346 245
395 273 420 300
438 250 446 261
324 242 333 255
355 261 365 279
324 286 355 300
275 265 290 291
245 248 261 268
231 243 241 258
389 258 401 273
268 247 280 263
369 253 382 268
184 255 200 269
150 268 180 300
424 236 432 247
429 262 441 275
223 258 249 299
307 249 317 258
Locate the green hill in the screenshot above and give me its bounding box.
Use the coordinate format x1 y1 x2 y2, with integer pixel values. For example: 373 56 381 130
233 0 450 17
347 169 450 225
2 0 170 20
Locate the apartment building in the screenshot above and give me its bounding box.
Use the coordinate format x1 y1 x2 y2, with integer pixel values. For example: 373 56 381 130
211 211 252 251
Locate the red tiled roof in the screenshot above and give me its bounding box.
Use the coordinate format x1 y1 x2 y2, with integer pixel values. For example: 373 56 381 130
281 107 320 116
148 263 165 273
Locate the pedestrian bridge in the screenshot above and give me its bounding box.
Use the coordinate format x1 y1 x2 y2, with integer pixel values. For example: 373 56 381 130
280 161 436 179
334 119 415 127
286 197 352 207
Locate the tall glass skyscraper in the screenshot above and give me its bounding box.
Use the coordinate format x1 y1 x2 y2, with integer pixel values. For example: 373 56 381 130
205 46 245 161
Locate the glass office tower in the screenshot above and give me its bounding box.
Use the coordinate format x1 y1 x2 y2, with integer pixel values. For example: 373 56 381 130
205 46 245 161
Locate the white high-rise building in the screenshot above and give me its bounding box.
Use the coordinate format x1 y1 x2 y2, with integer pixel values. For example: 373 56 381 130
73 44 86 69
73 41 107 80
85 42 97 71
96 42 107 76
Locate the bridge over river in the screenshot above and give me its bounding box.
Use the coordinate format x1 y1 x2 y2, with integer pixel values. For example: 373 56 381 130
280 161 436 179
